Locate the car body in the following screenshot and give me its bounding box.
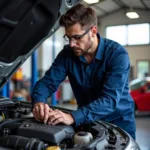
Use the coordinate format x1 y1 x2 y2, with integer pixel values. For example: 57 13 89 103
130 77 150 112
0 0 140 150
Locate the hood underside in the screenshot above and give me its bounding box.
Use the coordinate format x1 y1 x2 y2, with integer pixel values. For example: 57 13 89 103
0 0 81 90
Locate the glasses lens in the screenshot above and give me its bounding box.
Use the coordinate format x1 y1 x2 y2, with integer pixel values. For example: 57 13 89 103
64 35 69 41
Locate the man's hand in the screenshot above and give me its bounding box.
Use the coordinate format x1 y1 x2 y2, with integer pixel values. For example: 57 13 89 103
32 102 53 124
48 109 74 125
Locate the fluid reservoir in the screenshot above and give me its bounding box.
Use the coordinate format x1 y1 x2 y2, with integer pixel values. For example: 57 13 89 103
74 131 93 145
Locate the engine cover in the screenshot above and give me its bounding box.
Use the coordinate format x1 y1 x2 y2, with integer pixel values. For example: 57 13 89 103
17 120 74 143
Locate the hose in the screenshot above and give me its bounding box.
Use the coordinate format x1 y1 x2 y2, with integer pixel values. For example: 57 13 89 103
0 135 45 150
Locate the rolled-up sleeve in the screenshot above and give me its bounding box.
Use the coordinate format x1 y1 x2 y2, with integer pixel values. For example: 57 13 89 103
71 50 130 126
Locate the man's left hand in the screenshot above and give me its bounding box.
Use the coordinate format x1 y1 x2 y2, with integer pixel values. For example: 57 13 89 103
47 109 74 125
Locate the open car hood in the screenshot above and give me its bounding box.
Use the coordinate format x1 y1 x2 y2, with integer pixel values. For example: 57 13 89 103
0 0 81 90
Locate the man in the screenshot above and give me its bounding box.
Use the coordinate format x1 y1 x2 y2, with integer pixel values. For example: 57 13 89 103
32 4 136 139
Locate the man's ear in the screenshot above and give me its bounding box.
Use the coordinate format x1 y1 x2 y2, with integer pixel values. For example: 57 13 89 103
91 26 97 37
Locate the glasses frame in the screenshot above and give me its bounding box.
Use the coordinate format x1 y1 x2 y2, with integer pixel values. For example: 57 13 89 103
63 27 91 43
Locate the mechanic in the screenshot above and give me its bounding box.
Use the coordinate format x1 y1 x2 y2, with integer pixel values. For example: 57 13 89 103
32 4 136 140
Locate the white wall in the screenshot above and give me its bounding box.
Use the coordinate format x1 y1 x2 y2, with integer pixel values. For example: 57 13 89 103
98 9 150 78
21 56 31 79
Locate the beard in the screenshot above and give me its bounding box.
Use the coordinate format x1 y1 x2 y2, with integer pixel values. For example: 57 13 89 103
73 36 93 56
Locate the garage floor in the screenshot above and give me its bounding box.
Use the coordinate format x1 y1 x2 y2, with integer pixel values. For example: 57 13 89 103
136 115 150 150
57 103 150 150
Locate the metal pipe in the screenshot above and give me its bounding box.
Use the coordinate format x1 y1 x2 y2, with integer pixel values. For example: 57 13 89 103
31 51 38 91
51 34 57 106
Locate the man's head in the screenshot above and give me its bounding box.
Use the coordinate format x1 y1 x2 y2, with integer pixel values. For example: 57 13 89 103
59 4 98 56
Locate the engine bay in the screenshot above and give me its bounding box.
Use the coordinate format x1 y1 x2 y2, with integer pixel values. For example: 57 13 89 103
0 97 140 150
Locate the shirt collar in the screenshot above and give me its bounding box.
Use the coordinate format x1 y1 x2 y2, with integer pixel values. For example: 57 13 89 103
95 33 105 60
79 55 87 64
79 33 105 63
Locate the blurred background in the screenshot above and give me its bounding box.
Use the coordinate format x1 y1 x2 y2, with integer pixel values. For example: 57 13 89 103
1 0 150 149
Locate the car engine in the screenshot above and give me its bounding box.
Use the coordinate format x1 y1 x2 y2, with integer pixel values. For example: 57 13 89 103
0 97 140 150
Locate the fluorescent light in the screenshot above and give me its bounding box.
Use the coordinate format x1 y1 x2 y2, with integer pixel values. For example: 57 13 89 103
126 12 139 19
84 0 99 4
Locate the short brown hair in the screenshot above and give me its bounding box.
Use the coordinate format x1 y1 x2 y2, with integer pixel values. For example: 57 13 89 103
59 4 97 29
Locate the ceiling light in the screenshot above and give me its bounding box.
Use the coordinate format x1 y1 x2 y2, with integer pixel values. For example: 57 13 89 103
84 0 99 4
126 0 139 19
126 12 139 19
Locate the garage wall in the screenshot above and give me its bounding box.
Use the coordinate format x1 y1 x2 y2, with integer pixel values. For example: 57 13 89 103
98 9 150 79
126 45 150 78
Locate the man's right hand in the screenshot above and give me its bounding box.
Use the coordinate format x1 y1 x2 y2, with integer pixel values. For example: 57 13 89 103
32 102 53 124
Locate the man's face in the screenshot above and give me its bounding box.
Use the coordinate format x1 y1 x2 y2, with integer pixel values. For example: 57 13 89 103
64 23 94 56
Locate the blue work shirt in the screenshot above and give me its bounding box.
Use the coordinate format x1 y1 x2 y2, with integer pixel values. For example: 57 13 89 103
32 34 136 139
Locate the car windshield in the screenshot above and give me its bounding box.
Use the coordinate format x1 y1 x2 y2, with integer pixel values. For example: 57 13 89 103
130 80 147 90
